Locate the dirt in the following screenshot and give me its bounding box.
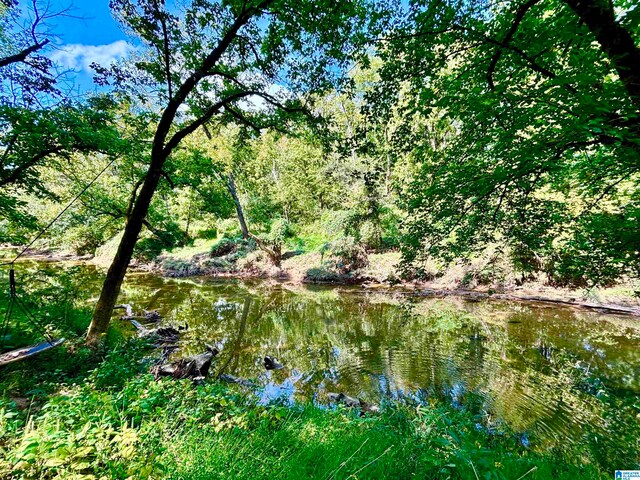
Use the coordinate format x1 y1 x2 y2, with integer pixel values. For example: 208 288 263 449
10 247 640 317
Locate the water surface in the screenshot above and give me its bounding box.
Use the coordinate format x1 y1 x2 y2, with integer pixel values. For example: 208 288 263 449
10 262 640 466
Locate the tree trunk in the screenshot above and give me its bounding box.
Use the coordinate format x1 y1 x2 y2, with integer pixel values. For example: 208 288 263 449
227 173 249 239
225 173 282 266
248 231 282 267
83 2 268 346
563 0 640 107
85 152 166 346
183 191 192 245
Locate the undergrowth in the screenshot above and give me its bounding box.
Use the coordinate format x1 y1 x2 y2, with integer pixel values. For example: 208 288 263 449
0 339 609 480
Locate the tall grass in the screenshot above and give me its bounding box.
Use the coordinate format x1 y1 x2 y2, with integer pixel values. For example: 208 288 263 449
1 361 606 479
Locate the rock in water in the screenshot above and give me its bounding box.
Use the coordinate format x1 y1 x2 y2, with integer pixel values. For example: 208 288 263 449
263 355 283 370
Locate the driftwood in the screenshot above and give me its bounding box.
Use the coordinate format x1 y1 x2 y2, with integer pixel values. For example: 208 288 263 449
115 304 162 322
328 392 380 415
130 319 186 344
263 355 283 370
152 345 219 380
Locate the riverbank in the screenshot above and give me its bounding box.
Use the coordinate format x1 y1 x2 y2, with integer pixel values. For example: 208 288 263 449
2 243 639 316
0 338 610 480
137 240 640 315
1 262 637 478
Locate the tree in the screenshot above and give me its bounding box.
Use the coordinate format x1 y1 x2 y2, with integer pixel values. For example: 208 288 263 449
0 0 72 105
0 2 127 243
86 0 373 344
373 0 640 285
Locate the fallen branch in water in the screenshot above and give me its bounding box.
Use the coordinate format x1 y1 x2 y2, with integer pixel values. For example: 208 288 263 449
130 319 186 344
152 345 219 380
115 304 162 322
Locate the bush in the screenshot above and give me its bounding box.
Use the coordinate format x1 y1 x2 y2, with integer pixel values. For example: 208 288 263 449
197 228 218 239
304 266 342 282
134 221 184 262
217 218 241 239
210 237 238 257
326 236 368 274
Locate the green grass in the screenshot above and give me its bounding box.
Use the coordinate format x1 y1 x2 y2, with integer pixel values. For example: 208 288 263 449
0 366 607 480
0 269 614 479
163 238 219 260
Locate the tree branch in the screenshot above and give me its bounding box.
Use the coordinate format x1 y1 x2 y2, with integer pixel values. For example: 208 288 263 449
153 0 274 160
563 0 640 107
0 39 50 69
163 90 258 154
487 0 541 91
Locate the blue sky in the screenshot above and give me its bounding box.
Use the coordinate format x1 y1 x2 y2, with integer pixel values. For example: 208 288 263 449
46 0 131 92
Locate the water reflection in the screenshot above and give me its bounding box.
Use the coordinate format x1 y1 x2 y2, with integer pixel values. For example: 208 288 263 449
7 263 640 466
112 276 640 461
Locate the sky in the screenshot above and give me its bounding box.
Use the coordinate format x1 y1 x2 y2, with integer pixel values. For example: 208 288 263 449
45 0 133 92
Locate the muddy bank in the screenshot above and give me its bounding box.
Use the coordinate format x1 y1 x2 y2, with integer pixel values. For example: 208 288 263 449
140 249 640 316
7 245 639 317
0 246 94 263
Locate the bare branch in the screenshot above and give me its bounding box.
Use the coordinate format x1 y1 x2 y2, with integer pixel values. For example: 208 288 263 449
0 39 50 69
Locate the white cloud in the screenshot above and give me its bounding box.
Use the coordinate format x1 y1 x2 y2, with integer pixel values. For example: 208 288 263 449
50 40 134 72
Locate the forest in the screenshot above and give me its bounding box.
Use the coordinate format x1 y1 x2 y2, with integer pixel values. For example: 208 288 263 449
0 0 639 478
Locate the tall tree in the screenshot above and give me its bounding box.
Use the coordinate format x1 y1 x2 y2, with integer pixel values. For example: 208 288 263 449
86 0 373 344
374 0 640 285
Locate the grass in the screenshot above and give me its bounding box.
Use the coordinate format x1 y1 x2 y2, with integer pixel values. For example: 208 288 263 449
0 365 607 480
163 238 219 261
0 268 617 479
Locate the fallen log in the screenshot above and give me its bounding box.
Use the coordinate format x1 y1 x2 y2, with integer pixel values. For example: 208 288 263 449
130 320 185 344
152 345 219 380
115 304 162 322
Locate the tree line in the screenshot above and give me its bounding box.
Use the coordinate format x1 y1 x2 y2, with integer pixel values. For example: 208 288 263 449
0 0 638 344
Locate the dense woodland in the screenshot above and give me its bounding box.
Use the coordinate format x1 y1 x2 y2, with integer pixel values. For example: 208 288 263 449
0 0 639 478
1 0 639 330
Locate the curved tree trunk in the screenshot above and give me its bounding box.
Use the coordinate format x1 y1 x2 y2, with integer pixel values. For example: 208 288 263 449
86 153 166 346
84 2 269 346
226 173 282 266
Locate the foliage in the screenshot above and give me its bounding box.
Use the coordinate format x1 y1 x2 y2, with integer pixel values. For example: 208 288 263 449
325 235 369 274
1 0 639 292
373 0 640 287
0 99 125 240
0 1 61 105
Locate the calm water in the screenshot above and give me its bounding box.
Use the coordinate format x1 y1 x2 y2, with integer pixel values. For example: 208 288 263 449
9 262 640 464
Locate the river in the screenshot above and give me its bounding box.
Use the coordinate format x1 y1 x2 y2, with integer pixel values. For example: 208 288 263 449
8 261 640 466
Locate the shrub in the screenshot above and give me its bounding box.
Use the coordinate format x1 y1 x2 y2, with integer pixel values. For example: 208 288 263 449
197 228 218 239
327 236 368 274
210 237 238 257
217 218 241 239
